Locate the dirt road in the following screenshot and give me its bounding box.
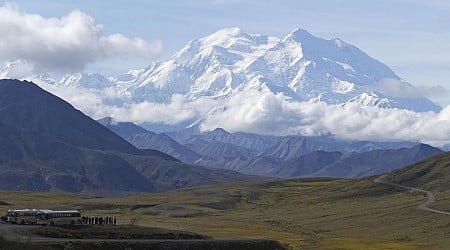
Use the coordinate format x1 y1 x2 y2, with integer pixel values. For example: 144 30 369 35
374 174 450 215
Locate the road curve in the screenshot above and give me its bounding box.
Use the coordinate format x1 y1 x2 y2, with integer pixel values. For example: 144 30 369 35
374 175 450 216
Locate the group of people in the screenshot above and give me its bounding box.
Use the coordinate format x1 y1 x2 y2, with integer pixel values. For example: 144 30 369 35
80 216 116 225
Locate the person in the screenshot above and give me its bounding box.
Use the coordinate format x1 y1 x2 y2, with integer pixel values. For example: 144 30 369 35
113 217 116 225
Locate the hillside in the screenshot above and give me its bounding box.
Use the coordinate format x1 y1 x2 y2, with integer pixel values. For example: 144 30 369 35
383 150 450 192
0 79 138 154
0 79 248 195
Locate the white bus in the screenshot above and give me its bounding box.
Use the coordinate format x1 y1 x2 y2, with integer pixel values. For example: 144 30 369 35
6 209 40 224
36 210 82 226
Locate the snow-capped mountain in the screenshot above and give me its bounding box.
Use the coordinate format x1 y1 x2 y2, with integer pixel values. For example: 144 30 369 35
109 27 280 103
1 27 441 116
108 27 439 111
59 72 115 89
0 60 57 86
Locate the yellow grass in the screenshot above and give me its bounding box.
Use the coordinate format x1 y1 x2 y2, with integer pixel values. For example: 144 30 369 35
1 178 450 249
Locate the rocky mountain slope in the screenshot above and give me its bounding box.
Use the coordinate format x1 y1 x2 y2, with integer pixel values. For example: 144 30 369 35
0 79 248 195
99 119 441 178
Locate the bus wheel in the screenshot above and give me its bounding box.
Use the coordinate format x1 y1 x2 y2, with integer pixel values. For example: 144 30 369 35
50 221 55 226
20 220 25 225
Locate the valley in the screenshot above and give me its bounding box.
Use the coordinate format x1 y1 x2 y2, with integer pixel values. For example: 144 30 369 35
2 159 450 249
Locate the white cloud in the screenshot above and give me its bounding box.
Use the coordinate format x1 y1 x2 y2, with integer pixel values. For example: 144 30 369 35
0 4 162 72
109 95 202 125
37 81 211 125
36 81 450 147
199 90 450 146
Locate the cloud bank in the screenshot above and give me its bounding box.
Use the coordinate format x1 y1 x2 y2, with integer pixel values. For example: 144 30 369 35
0 4 162 72
38 81 450 147
199 90 450 146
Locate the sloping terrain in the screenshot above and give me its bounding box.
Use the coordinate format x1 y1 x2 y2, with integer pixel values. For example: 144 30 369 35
0 79 248 195
383 150 450 192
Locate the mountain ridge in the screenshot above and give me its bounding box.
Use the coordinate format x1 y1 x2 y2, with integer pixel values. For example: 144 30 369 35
98 119 442 179
0 79 249 195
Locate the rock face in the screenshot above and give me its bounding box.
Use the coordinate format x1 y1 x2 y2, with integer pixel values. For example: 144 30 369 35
0 79 247 195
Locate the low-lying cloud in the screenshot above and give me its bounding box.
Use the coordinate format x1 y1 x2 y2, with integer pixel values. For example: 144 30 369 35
0 4 162 72
38 81 450 147
198 90 450 146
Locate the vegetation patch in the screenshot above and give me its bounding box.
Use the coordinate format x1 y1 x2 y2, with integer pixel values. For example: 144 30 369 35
141 204 205 218
130 204 159 211
43 239 288 250
78 203 128 210
199 194 242 210
31 225 210 240
0 236 58 250
0 200 10 206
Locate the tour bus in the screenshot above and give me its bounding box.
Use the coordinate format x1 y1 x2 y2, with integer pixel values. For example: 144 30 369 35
6 209 40 224
36 210 82 226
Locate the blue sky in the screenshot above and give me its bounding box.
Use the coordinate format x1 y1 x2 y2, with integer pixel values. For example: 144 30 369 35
2 0 450 104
